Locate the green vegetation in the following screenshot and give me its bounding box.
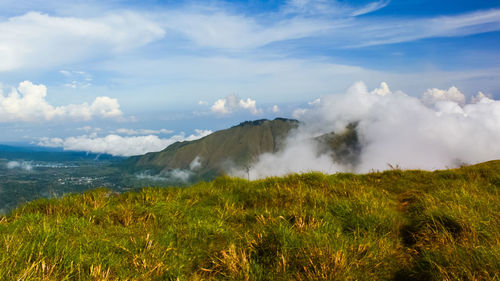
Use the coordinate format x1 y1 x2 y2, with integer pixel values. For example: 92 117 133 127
0 160 499 280
0 145 126 213
0 159 128 213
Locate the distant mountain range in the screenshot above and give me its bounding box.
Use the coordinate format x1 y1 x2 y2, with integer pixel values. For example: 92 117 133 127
124 118 361 181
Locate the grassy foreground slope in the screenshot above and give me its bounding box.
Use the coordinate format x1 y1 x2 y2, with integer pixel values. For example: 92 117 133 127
0 161 499 280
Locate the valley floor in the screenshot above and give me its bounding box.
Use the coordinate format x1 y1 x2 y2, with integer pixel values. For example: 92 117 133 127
0 161 499 280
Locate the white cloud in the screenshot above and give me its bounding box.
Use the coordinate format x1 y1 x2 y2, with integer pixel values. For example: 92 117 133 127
135 169 193 182
350 0 390 16
6 161 33 171
168 169 192 182
230 136 342 179
211 98 229 114
185 129 213 141
0 11 164 71
210 94 262 115
159 3 500 51
189 156 202 170
2 2 495 56
163 9 330 50
349 9 500 47
272 105 279 113
239 98 261 115
38 129 212 156
234 82 500 179
284 0 389 17
0 81 123 122
471 92 492 104
370 82 392 96
112 128 173 135
422 86 466 106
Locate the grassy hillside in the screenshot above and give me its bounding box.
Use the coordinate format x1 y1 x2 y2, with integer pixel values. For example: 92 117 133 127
0 161 499 280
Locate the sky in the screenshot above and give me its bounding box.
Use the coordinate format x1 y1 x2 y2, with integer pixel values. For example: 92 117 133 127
0 0 499 157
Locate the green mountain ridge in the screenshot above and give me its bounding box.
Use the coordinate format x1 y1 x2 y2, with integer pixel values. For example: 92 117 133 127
125 118 362 180
125 118 299 179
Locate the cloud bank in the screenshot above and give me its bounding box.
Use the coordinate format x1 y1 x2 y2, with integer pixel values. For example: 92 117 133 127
235 82 500 179
39 129 212 156
0 81 122 122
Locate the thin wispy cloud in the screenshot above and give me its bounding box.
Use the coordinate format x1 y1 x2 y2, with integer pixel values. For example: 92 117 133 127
347 9 500 47
157 2 500 50
283 0 390 17
161 9 332 50
2 1 496 73
112 128 174 135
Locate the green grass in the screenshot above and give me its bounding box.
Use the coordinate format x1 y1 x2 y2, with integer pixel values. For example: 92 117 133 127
0 160 499 280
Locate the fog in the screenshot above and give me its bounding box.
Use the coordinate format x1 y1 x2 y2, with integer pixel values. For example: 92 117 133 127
6 161 33 171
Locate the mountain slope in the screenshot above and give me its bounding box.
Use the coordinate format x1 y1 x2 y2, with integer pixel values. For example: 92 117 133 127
125 118 300 178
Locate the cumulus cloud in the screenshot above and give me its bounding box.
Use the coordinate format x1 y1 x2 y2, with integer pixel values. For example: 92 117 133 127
422 86 466 106
0 11 165 71
0 81 123 122
234 82 500 179
471 92 492 104
370 81 392 96
38 129 212 156
210 94 262 115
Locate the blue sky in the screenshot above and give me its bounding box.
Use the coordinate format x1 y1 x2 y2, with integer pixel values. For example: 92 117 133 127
0 0 499 155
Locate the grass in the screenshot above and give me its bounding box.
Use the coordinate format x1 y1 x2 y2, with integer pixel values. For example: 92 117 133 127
0 160 499 280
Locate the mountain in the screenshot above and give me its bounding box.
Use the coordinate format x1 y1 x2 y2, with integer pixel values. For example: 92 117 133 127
124 118 362 180
124 118 299 179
